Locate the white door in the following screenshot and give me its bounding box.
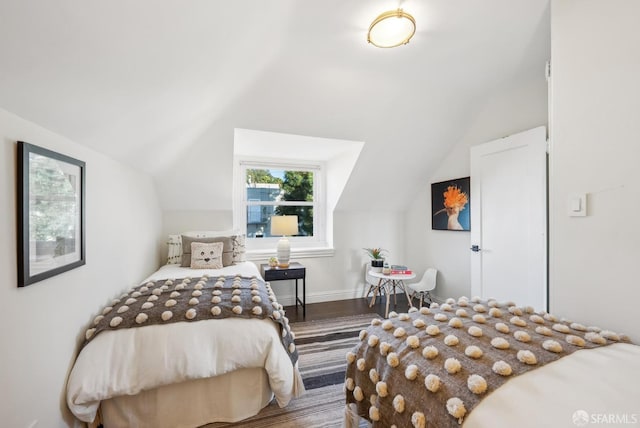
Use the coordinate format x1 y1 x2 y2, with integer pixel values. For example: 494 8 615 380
470 126 547 311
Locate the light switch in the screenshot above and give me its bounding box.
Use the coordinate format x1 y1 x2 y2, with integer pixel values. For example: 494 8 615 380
568 193 587 217
571 198 581 212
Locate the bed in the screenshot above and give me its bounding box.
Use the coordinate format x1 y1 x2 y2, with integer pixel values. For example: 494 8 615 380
66 233 304 428
344 296 639 428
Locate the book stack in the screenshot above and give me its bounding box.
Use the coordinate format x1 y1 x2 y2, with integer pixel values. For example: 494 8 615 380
390 265 412 275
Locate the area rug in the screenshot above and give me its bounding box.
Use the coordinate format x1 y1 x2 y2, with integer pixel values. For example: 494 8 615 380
204 313 378 428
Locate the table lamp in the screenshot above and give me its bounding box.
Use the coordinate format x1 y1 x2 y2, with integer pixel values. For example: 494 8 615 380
270 215 298 268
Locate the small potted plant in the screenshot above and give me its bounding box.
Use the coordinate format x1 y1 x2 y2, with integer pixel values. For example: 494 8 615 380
268 256 278 268
363 247 387 272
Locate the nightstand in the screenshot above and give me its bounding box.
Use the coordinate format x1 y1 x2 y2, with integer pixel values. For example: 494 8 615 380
261 262 306 317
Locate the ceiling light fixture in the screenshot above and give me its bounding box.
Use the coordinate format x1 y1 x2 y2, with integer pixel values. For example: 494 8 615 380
367 8 416 48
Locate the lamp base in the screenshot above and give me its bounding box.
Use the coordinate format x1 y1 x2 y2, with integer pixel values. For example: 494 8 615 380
276 237 290 269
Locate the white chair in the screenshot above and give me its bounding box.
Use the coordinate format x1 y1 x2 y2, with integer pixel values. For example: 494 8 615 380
363 263 380 301
407 268 437 308
364 263 392 306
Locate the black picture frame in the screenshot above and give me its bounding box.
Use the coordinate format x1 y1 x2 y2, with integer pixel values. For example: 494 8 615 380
431 177 470 231
17 142 86 287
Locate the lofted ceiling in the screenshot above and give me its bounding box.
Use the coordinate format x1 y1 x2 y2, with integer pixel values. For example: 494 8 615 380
0 0 550 211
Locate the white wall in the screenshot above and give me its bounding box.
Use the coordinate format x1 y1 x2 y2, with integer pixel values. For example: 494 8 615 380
254 210 403 306
314 210 405 303
161 209 233 261
404 77 549 300
549 0 640 342
260 210 406 306
0 108 162 428
159 73 547 305
158 77 548 307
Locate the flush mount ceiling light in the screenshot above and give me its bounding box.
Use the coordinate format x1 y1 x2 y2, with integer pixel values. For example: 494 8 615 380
367 8 416 48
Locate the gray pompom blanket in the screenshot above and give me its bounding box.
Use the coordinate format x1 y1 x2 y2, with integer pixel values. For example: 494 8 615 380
345 298 629 427
83 274 298 365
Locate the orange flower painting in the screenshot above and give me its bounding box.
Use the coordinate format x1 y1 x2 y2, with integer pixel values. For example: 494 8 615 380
432 178 470 231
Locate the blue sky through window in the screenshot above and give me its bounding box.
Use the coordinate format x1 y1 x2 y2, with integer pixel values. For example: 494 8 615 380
270 169 284 180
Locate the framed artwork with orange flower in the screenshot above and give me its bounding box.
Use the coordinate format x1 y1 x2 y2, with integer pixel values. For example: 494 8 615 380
431 177 470 231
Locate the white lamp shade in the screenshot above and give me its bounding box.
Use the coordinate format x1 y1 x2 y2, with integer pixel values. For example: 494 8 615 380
271 215 299 236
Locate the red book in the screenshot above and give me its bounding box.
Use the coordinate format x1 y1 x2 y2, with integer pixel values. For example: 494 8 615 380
391 269 412 275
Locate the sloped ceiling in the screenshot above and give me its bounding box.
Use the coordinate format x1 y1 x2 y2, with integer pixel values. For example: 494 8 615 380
0 0 550 211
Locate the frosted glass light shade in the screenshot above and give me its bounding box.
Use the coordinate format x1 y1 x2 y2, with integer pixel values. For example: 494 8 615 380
367 9 416 48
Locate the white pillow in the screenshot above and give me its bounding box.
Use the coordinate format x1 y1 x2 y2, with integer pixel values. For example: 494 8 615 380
166 234 182 265
231 233 246 263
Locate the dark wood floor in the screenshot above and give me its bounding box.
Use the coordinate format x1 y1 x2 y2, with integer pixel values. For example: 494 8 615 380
284 293 412 323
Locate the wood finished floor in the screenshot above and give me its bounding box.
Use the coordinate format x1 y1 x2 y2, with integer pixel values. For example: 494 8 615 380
284 293 411 323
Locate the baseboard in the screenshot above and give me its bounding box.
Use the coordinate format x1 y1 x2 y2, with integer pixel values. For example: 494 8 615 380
274 289 448 307
275 288 369 306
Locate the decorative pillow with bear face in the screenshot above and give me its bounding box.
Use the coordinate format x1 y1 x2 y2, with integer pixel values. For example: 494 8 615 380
181 235 233 267
190 242 224 269
167 232 247 266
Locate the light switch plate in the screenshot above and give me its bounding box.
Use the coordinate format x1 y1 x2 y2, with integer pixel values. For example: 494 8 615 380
568 193 587 217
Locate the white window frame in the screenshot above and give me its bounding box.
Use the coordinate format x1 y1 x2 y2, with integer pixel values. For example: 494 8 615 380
234 157 332 258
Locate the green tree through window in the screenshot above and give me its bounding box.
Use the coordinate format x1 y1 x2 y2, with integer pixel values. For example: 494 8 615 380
275 171 313 236
245 168 314 237
246 169 282 185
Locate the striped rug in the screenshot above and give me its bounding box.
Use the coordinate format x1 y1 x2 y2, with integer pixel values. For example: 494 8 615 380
205 313 377 428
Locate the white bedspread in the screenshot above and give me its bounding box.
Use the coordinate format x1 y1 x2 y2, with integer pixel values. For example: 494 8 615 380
464 342 640 428
67 262 302 423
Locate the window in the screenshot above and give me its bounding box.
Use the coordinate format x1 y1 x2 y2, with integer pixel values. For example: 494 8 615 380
235 160 327 251
233 127 365 258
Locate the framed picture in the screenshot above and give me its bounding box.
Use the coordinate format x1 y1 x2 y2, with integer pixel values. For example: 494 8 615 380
431 177 470 231
17 142 86 287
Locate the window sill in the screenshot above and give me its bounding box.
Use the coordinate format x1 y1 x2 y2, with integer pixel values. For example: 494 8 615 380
245 247 335 261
